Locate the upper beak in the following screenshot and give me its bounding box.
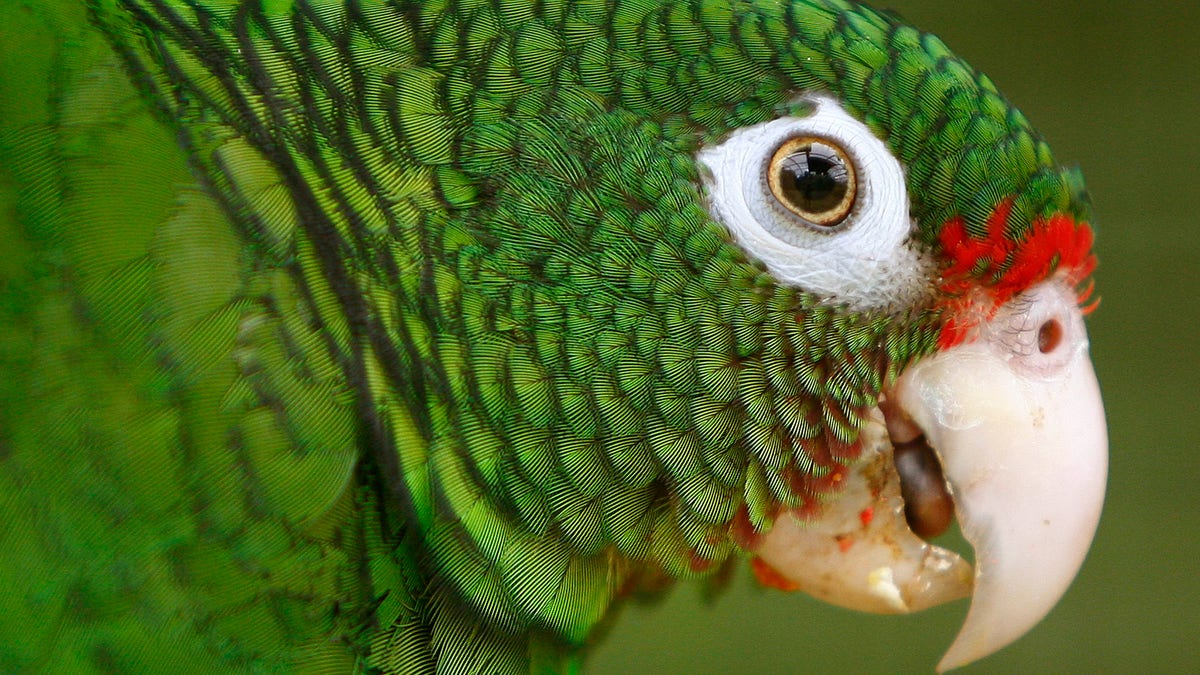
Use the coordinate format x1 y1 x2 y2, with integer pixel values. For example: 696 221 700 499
753 280 1108 670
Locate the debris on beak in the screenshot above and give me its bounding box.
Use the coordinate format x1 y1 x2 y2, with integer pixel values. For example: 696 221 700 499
752 410 972 614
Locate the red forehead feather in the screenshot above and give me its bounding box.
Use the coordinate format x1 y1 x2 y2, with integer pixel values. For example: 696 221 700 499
936 198 1097 348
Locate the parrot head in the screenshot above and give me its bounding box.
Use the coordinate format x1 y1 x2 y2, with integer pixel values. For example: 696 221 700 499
440 1 1105 669
669 11 1105 671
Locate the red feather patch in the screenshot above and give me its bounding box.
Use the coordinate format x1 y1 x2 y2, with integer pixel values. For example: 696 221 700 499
936 199 1097 348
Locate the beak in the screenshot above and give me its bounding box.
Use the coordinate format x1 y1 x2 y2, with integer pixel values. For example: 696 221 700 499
753 280 1108 671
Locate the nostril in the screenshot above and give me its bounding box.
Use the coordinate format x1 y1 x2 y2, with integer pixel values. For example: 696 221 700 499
1038 318 1064 354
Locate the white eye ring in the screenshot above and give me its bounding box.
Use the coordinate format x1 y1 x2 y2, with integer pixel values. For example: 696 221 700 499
697 95 936 314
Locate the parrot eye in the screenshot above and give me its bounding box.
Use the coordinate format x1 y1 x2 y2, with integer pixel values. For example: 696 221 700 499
697 95 936 313
767 137 857 227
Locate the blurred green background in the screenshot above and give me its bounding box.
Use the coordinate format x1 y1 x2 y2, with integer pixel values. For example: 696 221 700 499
592 1 1200 672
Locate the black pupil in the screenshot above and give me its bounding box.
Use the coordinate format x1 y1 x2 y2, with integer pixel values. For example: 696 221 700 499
778 143 849 215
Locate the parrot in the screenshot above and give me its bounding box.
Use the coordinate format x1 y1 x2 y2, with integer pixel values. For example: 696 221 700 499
0 0 1107 672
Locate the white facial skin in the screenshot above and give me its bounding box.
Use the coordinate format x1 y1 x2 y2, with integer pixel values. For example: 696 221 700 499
700 98 1107 670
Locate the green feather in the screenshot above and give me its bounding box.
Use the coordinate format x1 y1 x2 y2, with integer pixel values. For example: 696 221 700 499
0 0 1090 671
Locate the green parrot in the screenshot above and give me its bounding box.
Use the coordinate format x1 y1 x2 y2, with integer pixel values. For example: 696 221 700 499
0 0 1107 672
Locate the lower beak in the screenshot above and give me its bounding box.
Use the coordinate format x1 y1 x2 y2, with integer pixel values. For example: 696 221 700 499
753 280 1108 671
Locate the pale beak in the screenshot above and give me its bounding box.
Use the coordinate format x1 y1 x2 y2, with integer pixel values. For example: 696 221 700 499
753 280 1108 671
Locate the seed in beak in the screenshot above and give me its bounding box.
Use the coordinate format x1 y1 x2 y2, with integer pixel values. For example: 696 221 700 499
893 438 955 540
